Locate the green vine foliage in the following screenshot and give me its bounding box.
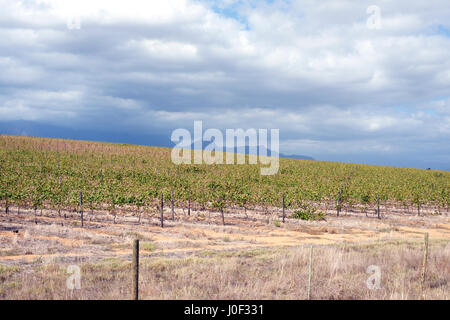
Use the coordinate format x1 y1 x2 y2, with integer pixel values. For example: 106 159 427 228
0 135 449 213
291 201 326 221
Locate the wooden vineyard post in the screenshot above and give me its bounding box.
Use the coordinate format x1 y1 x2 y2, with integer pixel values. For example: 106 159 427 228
132 239 139 300
421 233 429 288
337 187 343 217
308 245 313 300
5 182 8 214
282 192 285 223
58 176 64 221
377 194 381 219
62 177 67 220
171 190 175 221
80 191 84 228
220 196 225 226
417 193 420 217
137 207 141 224
188 198 191 216
160 192 164 228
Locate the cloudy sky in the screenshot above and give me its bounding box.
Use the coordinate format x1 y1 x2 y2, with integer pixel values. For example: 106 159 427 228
0 0 449 170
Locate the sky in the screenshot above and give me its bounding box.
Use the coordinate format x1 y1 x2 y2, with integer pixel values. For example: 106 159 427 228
0 0 449 170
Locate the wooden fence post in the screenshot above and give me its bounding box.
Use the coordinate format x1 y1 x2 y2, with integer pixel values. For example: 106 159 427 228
171 190 175 221
421 233 429 288
282 192 285 223
132 239 139 300
160 192 164 228
308 245 313 300
188 198 191 216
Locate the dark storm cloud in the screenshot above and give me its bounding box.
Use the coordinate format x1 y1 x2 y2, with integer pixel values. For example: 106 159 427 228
0 0 449 169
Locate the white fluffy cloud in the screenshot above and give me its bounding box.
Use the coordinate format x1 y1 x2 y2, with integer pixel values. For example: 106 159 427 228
0 0 449 169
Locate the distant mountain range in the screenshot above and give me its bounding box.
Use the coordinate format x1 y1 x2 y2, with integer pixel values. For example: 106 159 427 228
279 153 315 160
0 120 314 161
190 142 315 160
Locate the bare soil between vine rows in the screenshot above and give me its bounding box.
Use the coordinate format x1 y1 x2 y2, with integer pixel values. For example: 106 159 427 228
0 205 448 266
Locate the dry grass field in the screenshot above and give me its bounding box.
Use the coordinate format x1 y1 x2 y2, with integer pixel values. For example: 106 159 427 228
0 204 448 300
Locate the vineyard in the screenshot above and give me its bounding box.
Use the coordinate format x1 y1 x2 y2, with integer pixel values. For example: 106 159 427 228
0 134 449 220
0 134 449 300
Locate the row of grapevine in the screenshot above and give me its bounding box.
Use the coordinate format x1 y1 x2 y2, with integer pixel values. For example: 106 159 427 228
0 135 449 219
